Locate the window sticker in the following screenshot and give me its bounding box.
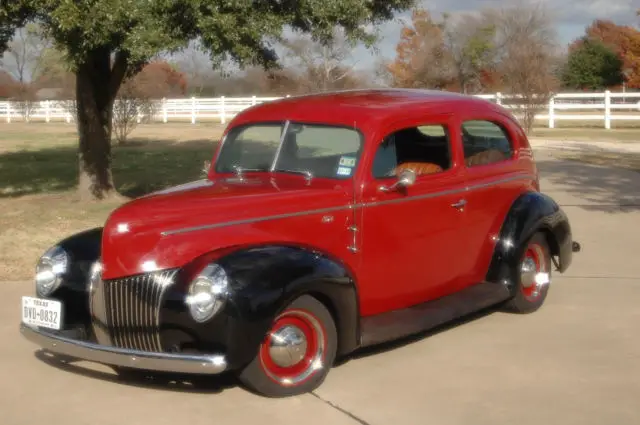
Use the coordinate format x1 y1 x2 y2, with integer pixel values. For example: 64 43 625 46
336 166 352 176
339 156 357 167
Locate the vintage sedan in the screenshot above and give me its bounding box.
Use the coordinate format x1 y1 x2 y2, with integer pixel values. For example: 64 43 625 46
20 89 580 397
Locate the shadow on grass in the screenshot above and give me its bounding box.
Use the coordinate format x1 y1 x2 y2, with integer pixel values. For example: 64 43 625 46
536 151 640 213
0 138 217 199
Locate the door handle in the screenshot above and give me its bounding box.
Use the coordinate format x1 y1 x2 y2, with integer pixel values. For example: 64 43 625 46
451 199 467 209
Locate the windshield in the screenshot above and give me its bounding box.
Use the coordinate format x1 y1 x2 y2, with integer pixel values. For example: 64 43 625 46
215 121 363 179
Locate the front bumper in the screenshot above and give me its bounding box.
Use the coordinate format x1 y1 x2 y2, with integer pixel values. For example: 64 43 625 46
20 324 227 375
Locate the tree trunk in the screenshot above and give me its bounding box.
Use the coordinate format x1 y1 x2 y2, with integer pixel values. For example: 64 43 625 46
76 48 127 200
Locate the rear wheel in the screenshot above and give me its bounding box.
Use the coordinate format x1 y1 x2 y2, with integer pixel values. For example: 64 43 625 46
504 232 552 314
238 295 337 397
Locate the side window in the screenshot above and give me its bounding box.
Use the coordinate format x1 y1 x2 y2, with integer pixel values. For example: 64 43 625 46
461 120 513 167
293 125 361 158
372 124 451 179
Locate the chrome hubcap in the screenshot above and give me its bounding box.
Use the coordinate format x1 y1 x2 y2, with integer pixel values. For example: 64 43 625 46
520 244 550 300
268 325 308 368
520 257 538 288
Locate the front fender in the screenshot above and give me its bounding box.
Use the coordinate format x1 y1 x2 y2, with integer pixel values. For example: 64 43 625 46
160 245 360 370
40 227 103 331
486 191 574 291
56 227 103 291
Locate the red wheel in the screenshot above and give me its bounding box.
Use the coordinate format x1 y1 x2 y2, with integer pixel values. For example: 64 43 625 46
504 232 552 314
258 309 327 386
519 242 548 302
239 295 337 397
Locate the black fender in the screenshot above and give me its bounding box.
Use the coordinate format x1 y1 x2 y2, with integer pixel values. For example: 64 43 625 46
160 245 360 370
56 227 103 291
42 227 103 332
485 191 574 293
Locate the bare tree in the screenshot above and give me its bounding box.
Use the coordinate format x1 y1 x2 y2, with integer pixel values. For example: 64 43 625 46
372 57 395 87
444 13 497 94
484 3 560 132
281 28 362 93
172 39 219 96
0 24 53 121
112 61 187 144
0 24 50 83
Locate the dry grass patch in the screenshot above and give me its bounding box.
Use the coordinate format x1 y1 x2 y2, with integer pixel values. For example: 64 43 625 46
0 192 124 280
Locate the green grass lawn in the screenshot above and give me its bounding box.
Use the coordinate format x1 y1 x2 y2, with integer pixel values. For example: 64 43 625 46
0 122 225 280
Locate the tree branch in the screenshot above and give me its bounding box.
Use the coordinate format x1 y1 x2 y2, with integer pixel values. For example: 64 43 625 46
109 50 129 99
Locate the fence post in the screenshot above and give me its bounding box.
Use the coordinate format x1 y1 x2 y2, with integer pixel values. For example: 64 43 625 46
495 92 502 105
191 96 196 124
45 100 50 123
548 96 555 129
162 98 168 123
251 95 256 106
220 96 226 124
604 90 611 130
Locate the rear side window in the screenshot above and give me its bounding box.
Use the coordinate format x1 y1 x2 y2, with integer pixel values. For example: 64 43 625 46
461 120 513 167
372 124 451 178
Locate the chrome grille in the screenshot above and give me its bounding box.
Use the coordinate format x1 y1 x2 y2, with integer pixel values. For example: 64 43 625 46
90 269 177 352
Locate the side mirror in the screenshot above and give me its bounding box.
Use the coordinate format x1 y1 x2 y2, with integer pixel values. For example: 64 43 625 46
379 169 416 193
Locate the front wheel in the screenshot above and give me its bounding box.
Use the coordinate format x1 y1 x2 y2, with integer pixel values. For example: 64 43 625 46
238 295 337 397
504 232 552 314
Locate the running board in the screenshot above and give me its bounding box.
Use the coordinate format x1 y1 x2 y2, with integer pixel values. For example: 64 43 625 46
359 281 511 347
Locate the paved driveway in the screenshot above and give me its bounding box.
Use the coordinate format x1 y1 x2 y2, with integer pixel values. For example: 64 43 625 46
1 148 638 425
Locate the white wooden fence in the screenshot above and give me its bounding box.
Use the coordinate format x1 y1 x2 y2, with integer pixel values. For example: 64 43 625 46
1 91 639 129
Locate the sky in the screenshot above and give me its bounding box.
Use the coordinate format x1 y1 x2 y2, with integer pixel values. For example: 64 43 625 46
349 0 640 69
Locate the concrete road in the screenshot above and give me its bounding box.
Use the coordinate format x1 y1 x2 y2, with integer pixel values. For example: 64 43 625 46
1 151 639 425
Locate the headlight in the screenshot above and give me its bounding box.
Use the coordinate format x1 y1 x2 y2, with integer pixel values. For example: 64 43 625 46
186 263 229 323
35 245 69 297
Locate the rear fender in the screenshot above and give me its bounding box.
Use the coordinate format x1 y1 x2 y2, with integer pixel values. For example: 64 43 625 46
486 192 574 293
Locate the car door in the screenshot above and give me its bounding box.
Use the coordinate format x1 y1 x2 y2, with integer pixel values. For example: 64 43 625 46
453 112 537 287
356 116 471 317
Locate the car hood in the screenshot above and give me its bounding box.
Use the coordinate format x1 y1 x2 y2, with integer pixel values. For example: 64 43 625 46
100 176 352 280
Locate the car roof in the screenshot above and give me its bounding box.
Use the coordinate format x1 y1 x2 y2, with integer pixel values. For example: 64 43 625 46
228 89 514 130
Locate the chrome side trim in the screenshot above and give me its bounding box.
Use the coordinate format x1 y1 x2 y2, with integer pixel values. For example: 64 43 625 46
20 324 227 375
161 204 352 236
143 179 214 198
160 174 536 236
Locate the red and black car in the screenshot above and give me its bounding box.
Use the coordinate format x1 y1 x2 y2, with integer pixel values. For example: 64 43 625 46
20 89 580 397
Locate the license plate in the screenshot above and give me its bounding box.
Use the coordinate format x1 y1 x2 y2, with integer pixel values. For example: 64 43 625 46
21 296 62 330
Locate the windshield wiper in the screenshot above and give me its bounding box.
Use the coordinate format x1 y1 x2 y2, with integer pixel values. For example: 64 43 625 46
274 169 313 182
228 165 269 181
